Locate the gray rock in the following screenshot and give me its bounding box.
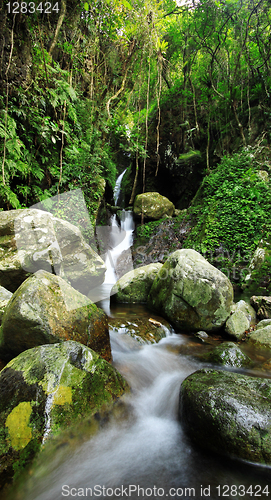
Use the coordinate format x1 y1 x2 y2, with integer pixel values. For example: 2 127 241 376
248 325 271 350
224 310 250 340
111 263 162 303
256 319 271 330
0 209 106 294
148 249 233 332
0 270 111 362
133 192 175 220
180 368 271 464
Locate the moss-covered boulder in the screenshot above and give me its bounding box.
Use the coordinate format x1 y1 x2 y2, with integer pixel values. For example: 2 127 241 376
0 341 128 484
111 263 162 303
204 341 252 368
133 192 175 220
0 270 111 362
0 209 105 294
148 249 233 332
179 368 271 464
0 286 12 324
250 295 271 320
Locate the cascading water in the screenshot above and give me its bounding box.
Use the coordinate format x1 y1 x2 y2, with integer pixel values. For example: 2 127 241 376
88 170 134 308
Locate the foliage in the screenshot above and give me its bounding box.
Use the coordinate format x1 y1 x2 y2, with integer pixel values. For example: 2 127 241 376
183 148 271 284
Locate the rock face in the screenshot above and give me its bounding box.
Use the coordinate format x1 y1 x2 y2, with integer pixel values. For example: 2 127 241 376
179 368 271 464
0 209 105 294
0 341 128 482
148 249 233 332
133 192 175 220
111 263 162 303
205 341 252 368
250 295 271 320
0 270 111 362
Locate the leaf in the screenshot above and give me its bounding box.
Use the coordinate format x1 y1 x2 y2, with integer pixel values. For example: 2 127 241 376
84 2 89 11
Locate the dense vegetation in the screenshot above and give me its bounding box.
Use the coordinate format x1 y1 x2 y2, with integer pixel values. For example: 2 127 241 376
0 0 271 287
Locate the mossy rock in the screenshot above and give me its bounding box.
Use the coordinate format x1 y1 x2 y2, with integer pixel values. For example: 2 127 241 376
111 263 162 303
204 341 252 368
180 368 271 464
0 270 111 362
148 249 233 332
133 192 175 220
0 341 129 485
224 310 250 340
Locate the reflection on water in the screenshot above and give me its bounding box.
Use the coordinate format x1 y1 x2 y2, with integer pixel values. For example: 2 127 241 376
7 309 271 500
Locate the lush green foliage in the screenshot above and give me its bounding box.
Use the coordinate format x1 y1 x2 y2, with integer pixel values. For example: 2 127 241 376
183 148 271 282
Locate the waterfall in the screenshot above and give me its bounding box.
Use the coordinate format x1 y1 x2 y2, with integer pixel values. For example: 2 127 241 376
113 168 127 205
89 170 134 307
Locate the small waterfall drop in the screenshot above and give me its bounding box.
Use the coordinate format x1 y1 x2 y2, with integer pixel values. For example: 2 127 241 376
89 169 134 307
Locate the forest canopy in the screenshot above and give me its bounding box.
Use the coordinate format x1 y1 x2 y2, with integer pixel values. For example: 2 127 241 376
0 0 270 214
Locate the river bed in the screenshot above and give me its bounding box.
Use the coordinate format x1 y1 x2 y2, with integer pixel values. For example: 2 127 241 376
8 301 271 500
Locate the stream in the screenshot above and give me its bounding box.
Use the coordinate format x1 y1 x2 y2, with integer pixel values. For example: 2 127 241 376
8 172 271 499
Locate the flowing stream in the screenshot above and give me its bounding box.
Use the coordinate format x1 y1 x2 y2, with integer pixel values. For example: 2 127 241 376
10 171 271 500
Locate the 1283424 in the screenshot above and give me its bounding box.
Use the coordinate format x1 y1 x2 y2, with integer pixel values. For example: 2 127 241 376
216 485 270 497
6 2 59 13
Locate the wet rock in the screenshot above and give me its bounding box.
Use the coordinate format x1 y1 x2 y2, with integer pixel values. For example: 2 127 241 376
0 208 105 294
111 263 162 303
148 249 233 332
0 341 128 483
255 319 271 330
0 270 111 362
179 368 271 464
224 310 250 340
193 331 209 342
108 316 170 345
133 192 175 220
0 286 12 324
250 296 271 320
247 325 271 350
204 341 252 368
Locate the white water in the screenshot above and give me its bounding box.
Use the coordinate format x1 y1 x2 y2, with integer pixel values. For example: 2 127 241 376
88 169 134 307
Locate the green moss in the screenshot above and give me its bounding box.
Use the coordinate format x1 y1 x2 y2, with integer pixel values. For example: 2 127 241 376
5 402 32 451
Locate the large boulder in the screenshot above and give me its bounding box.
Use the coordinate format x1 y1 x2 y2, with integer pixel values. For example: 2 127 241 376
0 341 128 483
179 368 271 464
111 263 162 303
148 249 233 332
0 209 105 294
0 270 111 362
133 192 175 220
